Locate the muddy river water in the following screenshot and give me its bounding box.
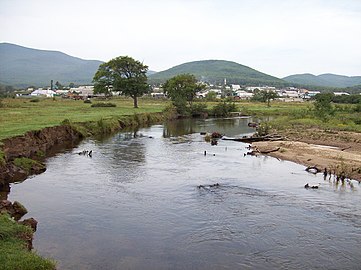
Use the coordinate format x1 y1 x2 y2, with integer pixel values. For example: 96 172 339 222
9 118 361 269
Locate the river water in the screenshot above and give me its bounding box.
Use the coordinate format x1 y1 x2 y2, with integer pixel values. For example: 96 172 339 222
9 118 361 269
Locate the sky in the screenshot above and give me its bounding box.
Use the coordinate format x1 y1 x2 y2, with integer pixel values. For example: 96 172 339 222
1 0 360 78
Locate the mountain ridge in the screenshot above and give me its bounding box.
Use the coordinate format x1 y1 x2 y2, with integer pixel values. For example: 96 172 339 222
0 43 103 87
283 73 361 88
148 59 285 86
1 43 360 89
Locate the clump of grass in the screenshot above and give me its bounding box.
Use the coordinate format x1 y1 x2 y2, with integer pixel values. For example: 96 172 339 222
13 158 44 173
91 102 116 107
0 149 5 166
0 214 56 270
29 99 40 103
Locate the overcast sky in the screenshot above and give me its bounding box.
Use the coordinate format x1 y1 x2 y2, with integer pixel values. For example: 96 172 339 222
1 0 360 78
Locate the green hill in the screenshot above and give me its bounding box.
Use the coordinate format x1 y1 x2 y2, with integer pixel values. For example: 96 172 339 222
148 60 285 86
0 43 103 87
283 73 361 88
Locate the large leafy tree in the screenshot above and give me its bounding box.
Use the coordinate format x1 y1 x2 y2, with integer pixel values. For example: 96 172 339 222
93 56 149 108
163 74 205 114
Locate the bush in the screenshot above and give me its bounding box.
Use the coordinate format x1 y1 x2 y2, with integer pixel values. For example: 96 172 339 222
190 103 208 117
84 99 92 104
91 102 116 107
256 122 271 136
211 102 237 117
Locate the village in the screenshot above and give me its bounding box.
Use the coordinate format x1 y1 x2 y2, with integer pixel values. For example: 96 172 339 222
16 80 351 102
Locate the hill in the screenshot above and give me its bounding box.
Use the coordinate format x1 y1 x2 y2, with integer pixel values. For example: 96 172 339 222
0 43 103 87
148 60 285 86
283 73 361 88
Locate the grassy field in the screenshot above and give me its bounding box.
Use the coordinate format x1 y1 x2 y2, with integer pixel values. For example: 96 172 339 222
0 97 169 140
1 98 360 140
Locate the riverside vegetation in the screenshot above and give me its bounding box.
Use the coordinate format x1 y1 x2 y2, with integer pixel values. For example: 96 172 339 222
1 96 360 269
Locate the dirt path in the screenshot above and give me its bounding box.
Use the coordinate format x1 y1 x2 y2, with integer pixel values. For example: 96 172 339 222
252 129 361 182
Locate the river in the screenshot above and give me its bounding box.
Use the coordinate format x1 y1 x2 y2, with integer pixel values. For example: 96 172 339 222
9 117 361 269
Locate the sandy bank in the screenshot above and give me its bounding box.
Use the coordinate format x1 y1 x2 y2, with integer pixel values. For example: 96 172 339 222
253 130 361 182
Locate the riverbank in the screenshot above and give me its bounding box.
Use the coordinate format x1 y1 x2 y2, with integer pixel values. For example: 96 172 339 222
0 111 165 269
253 128 361 182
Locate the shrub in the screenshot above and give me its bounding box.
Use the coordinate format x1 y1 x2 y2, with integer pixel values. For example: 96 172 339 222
84 99 92 104
91 102 116 107
256 122 271 136
190 103 208 117
211 101 237 117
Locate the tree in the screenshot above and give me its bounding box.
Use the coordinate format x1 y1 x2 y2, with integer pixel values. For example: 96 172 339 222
313 93 334 121
93 56 149 108
251 89 278 107
163 74 205 114
55 81 63 90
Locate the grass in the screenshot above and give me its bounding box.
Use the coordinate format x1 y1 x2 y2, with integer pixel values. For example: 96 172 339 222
0 97 169 140
0 214 56 270
1 98 360 141
13 158 45 173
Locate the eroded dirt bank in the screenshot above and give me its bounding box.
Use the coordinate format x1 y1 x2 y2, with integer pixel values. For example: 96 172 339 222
0 125 83 186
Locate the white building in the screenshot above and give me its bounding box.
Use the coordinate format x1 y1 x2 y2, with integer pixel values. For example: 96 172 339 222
70 86 94 97
334 92 350 96
30 89 56 97
234 90 253 99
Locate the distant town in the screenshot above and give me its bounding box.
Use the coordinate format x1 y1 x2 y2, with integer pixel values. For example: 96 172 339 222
17 80 353 102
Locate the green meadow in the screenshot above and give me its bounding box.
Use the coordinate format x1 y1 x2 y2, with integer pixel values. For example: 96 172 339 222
0 97 169 140
1 97 360 141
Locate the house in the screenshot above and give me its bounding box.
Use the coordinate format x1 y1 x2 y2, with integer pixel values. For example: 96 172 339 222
234 90 253 99
69 86 94 99
30 88 56 97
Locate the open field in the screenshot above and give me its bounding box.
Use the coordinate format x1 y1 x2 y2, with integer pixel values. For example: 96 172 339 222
1 98 360 140
0 97 169 140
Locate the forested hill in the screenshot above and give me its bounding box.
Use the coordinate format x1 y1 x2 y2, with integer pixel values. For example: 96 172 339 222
0 43 103 87
148 60 285 86
283 73 361 88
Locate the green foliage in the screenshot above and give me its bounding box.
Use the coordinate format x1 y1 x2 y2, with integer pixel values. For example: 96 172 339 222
0 214 56 270
163 74 205 115
13 158 44 173
162 104 178 120
30 98 40 103
93 56 149 108
0 149 5 166
91 102 116 107
190 103 208 117
205 91 217 101
332 94 361 104
256 122 271 136
211 101 237 117
313 93 335 121
251 90 278 107
355 102 361 113
83 99 92 104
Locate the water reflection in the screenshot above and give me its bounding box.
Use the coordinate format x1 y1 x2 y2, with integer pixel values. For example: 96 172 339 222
163 117 255 138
